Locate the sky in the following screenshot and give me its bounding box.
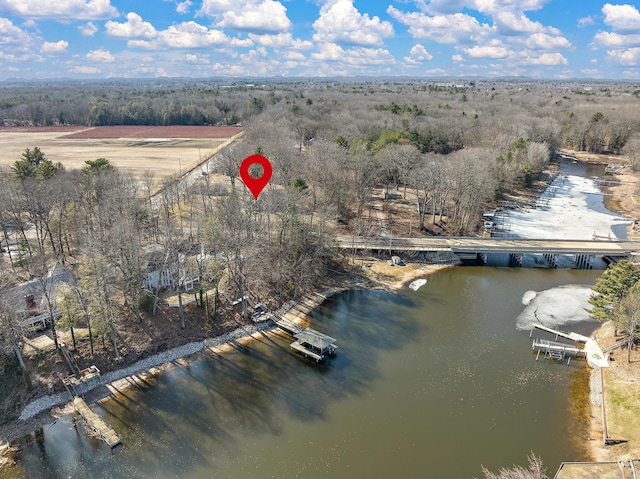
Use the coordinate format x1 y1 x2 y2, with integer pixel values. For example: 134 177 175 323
0 0 639 80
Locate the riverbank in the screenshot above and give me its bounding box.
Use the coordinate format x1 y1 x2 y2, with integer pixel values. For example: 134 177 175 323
558 148 640 238
555 150 640 464
0 261 450 459
2 150 638 468
587 320 640 463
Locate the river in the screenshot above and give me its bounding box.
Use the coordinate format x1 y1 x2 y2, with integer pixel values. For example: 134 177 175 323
1 268 602 478
0 160 619 478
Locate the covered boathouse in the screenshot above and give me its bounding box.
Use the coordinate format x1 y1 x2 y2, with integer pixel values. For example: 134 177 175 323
290 328 338 362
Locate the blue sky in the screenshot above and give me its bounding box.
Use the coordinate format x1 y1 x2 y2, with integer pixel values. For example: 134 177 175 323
0 0 639 80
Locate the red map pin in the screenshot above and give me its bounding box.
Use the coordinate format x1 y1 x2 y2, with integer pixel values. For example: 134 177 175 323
239 154 272 200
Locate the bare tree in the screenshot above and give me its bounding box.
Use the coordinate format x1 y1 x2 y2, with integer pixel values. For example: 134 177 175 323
622 134 640 172
0 273 30 386
479 453 547 479
612 282 640 363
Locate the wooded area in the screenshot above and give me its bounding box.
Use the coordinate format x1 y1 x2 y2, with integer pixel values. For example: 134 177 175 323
1 78 640 414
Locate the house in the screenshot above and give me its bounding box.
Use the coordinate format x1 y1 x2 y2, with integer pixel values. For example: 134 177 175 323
0 267 72 331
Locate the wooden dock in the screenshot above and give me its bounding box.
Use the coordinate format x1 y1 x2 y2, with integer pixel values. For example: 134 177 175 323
270 292 339 362
73 397 121 448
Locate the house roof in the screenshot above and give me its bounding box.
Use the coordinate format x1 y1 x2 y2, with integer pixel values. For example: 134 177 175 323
0 268 73 312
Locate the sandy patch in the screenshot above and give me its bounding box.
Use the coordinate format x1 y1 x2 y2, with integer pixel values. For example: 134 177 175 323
361 258 452 290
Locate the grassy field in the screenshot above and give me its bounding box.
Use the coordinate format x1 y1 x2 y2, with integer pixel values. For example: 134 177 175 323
0 126 243 180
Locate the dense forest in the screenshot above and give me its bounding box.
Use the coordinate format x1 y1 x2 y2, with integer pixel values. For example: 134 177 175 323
1 78 639 156
1 78 640 406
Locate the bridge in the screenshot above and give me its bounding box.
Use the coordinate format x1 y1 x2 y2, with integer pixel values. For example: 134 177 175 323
336 235 640 267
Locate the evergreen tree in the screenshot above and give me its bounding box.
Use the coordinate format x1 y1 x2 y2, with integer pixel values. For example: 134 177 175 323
11 147 63 180
588 260 640 321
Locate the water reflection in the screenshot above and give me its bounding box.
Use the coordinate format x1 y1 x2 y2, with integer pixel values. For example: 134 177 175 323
2 268 603 479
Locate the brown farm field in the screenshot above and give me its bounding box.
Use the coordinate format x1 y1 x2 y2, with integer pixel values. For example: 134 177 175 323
0 125 243 179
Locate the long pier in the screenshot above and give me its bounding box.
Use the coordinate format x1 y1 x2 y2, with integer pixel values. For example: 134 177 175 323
73 397 121 448
337 235 640 256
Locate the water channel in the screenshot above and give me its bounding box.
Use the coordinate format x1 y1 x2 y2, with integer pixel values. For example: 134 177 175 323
1 160 619 478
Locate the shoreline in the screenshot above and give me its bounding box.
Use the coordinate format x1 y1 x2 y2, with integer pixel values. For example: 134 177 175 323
0 265 448 456
3 150 638 468
585 320 640 464
0 321 274 447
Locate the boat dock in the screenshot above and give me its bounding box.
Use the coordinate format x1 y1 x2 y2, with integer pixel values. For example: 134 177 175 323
270 292 339 362
289 329 338 363
532 338 585 362
530 324 609 368
73 397 121 448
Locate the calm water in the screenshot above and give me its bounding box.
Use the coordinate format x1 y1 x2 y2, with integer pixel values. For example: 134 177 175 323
2 267 603 479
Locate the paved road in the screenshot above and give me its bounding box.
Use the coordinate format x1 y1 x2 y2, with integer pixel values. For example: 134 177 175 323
335 235 640 256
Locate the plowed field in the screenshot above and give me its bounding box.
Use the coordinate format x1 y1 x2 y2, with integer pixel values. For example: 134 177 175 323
0 125 243 181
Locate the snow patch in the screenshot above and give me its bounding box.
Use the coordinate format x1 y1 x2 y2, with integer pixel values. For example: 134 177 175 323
516 284 594 331
522 290 538 305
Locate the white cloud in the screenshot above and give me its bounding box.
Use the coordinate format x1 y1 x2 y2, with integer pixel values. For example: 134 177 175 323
200 0 291 33
593 4 640 67
387 7 491 44
70 65 101 74
494 10 558 35
212 62 248 75
602 4 640 32
526 51 568 65
185 53 210 64
607 47 640 65
40 40 69 54
105 12 157 40
128 21 252 50
313 0 394 47
0 0 118 19
311 42 343 61
86 48 114 62
248 32 313 49
452 54 464 62
578 16 595 28
594 31 640 48
404 43 433 64
464 44 510 58
79 21 98 36
0 50 43 62
523 32 571 49
157 22 226 48
424 0 550 16
312 42 395 66
176 0 192 14
282 50 306 61
0 17 34 46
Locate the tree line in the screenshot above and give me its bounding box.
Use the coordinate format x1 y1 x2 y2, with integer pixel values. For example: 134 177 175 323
1 79 639 162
